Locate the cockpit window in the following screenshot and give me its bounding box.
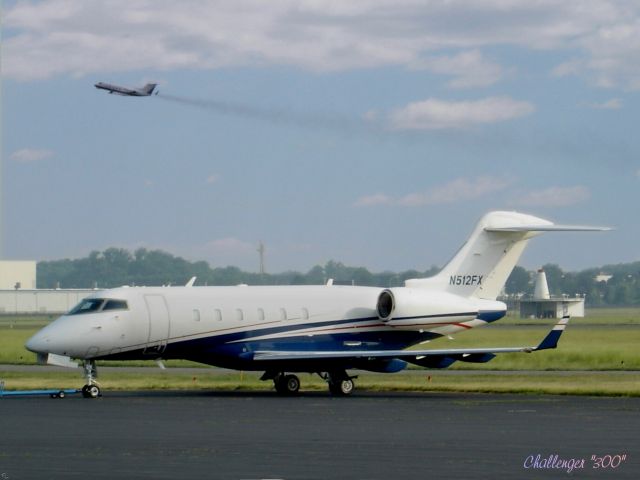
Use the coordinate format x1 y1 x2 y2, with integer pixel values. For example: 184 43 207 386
103 299 128 311
68 298 128 315
69 299 105 315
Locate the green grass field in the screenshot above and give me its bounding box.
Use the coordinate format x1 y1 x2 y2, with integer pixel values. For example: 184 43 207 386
1 309 639 395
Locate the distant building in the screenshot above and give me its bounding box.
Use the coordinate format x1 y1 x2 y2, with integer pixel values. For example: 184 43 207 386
0 261 99 315
0 289 97 315
0 261 36 290
519 269 585 318
595 273 613 283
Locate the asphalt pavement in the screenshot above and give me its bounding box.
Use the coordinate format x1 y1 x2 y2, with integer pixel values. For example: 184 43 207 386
1 390 638 479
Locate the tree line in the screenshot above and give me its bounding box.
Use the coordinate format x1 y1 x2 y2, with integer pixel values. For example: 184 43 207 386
37 247 640 306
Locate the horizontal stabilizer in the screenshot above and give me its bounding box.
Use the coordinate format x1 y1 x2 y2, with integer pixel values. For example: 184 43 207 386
486 225 611 232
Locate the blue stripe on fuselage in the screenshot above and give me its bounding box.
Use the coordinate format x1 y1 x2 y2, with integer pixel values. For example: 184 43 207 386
93 309 506 364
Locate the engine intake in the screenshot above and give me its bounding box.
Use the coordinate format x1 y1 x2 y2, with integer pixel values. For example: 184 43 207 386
375 287 484 330
376 289 395 320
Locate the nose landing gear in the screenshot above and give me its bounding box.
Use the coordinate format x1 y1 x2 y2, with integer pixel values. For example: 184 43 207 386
81 360 101 398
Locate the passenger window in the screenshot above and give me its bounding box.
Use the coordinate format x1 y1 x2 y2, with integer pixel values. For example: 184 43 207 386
280 308 287 321
235 309 244 322
257 308 265 321
302 308 309 320
214 309 222 322
193 309 201 322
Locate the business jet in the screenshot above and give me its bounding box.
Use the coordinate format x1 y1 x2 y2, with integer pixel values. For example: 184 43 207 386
94 82 158 96
26 211 607 398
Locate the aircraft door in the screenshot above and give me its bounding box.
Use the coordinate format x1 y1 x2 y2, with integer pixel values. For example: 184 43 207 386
143 294 170 355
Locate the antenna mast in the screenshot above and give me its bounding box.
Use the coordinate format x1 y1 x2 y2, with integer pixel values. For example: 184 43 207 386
257 241 265 276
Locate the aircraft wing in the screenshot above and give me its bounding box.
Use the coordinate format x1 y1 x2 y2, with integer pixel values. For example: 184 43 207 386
252 316 569 362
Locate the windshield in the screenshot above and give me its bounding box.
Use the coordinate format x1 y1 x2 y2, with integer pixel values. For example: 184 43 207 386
68 298 128 315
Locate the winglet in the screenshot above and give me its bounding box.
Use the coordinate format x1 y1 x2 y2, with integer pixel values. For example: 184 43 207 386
185 276 197 287
535 316 570 351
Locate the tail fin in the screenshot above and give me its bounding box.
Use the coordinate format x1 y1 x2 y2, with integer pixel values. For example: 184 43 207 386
142 83 157 95
406 211 608 300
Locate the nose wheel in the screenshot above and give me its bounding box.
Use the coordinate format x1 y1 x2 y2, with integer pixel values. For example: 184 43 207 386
81 384 101 398
81 360 101 398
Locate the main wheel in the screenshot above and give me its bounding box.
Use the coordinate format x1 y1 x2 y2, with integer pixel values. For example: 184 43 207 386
284 374 300 394
329 378 354 396
274 374 300 395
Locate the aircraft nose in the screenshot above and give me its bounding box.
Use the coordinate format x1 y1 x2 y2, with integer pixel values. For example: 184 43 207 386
25 330 51 354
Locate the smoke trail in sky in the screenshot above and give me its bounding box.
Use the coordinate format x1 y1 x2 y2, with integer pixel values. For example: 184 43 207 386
156 93 376 134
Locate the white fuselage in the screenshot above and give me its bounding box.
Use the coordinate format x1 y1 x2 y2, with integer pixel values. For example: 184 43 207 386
26 284 505 371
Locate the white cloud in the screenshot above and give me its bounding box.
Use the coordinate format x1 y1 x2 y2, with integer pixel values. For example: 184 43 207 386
588 98 622 109
4 1 640 90
354 176 513 208
389 96 535 130
353 193 392 208
10 148 54 163
412 50 505 88
511 186 591 207
362 110 379 122
551 59 584 78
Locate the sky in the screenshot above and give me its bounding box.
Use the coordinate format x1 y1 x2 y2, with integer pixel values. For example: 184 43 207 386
1 0 639 274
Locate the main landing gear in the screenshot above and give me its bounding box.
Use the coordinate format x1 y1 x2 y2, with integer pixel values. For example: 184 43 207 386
322 371 356 396
275 373 301 395
261 372 301 395
81 360 101 399
262 370 357 396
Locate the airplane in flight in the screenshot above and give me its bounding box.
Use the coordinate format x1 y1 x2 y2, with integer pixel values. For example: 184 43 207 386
94 82 158 96
26 211 607 398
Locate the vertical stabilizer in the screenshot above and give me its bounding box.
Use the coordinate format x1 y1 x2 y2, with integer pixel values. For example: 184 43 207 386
142 83 157 95
405 211 608 300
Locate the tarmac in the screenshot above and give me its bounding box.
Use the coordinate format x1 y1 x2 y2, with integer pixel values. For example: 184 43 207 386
1 390 639 479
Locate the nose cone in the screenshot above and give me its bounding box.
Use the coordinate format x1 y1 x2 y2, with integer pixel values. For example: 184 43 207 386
25 318 74 356
25 329 52 354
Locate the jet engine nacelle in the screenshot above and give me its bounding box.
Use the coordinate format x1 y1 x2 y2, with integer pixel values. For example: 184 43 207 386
376 288 480 330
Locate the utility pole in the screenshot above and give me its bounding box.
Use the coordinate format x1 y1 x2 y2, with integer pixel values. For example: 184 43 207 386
257 241 266 276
